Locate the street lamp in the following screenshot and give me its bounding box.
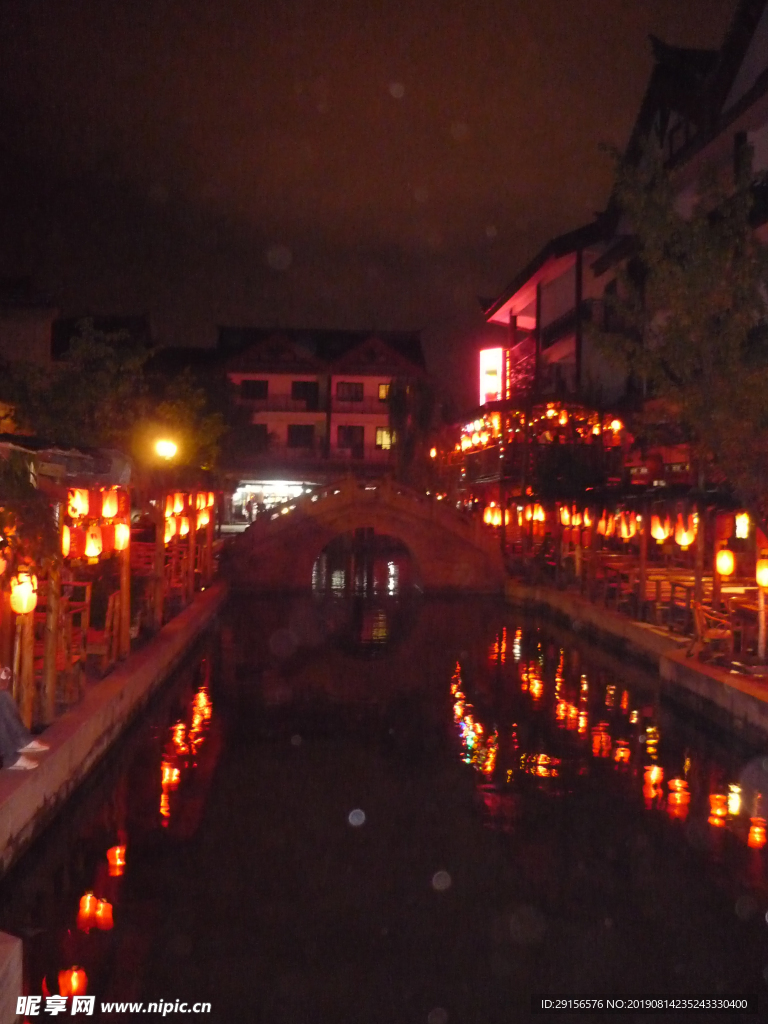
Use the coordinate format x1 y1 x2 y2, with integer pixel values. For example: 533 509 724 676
155 439 178 460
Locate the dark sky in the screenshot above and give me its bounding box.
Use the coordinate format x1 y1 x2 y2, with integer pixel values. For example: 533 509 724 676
0 0 735 407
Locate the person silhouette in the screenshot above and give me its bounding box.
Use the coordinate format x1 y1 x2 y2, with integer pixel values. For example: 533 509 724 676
0 667 48 770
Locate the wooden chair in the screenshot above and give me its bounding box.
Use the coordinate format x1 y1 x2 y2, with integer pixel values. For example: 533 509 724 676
86 591 121 675
688 601 733 661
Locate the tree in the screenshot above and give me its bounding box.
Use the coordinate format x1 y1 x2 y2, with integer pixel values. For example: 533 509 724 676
598 148 768 520
387 376 436 484
0 319 227 472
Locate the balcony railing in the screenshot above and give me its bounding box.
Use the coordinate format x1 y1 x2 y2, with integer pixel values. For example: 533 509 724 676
241 396 325 413
332 397 390 415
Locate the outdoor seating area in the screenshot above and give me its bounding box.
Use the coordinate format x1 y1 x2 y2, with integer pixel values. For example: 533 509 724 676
496 501 768 673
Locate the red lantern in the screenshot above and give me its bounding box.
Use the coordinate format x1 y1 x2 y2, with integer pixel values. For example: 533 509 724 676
114 523 130 551
62 524 71 558
107 844 126 876
95 899 114 930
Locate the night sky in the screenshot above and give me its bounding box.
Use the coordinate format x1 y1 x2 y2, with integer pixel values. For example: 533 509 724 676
0 0 735 407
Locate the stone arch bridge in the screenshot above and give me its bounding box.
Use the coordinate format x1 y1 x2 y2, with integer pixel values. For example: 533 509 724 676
229 477 506 593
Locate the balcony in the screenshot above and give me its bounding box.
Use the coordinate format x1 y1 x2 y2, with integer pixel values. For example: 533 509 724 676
332 397 390 415
241 395 325 413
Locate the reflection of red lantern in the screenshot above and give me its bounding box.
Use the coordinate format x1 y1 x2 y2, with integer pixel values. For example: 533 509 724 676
59 966 88 997
748 817 767 849
95 899 114 930
107 844 126 876
708 793 727 827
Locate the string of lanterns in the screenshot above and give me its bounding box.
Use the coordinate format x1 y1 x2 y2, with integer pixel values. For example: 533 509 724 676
163 492 214 545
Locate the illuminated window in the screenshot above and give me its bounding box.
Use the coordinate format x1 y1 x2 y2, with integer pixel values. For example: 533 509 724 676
378 383 390 401
337 382 363 401
376 427 393 449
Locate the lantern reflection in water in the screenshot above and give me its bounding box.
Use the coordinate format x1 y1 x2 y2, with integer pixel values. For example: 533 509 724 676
614 740 631 764
592 723 611 758
77 892 97 932
728 784 741 816
107 845 126 877
159 679 214 824
59 967 88 998
452 662 497 776
95 899 113 930
748 817 767 849
667 778 691 820
708 793 728 827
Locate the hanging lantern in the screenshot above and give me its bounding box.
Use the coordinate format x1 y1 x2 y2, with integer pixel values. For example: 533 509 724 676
10 570 37 614
68 488 89 519
596 511 607 536
674 513 696 550
735 513 750 539
533 504 545 523
95 899 114 931
101 489 119 519
59 967 88 998
106 845 126 877
197 509 210 530
757 559 768 588
164 517 177 544
164 495 174 519
179 516 190 538
173 492 185 515
84 524 103 562
114 522 130 551
208 492 215 508
483 506 493 525
196 493 206 511
571 509 582 528
560 506 571 526
558 410 568 426
716 548 735 577
748 817 767 849
650 514 671 543
583 509 592 528
62 524 71 558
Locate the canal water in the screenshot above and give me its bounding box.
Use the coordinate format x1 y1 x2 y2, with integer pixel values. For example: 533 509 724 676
2 589 768 1022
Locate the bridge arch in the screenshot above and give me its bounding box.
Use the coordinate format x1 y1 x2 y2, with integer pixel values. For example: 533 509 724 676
229 477 506 593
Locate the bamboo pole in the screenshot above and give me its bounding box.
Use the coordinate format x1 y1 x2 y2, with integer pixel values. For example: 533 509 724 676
19 610 35 729
119 533 131 657
205 505 214 584
187 493 197 604
638 502 648 620
41 561 61 725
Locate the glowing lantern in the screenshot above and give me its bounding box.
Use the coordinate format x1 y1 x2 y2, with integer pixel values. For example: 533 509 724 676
558 410 568 426
483 506 493 525
68 488 89 519
61 524 71 558
84 524 103 562
610 419 623 432
533 504 545 523
197 510 210 529
196 493 206 510
173 492 185 515
650 514 671 543
101 490 118 519
114 522 130 551
667 778 690 819
716 548 735 577
560 506 571 526
735 513 750 539
708 792 727 826
164 517 177 544
757 559 768 588
583 509 592 528
675 513 696 550
748 817 767 849
430 447 437 458
95 899 114 930
164 494 174 519
107 845 126 877
207 490 215 507
10 570 37 614
59 967 88 998
179 516 190 538
620 513 636 541
161 760 180 791
571 510 582 527
79 892 97 916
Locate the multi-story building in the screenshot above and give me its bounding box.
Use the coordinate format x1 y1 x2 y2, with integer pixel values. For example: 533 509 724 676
221 328 425 515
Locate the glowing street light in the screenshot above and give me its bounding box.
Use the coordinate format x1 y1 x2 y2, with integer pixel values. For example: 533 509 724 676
155 439 178 460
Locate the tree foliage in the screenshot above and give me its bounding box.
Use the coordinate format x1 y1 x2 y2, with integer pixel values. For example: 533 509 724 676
387 376 436 484
0 319 227 471
599 148 768 515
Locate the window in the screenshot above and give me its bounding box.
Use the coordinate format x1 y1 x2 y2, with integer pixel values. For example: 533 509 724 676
241 379 268 400
376 427 393 449
336 381 363 402
378 383 390 401
291 380 319 409
338 425 364 457
287 424 315 448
